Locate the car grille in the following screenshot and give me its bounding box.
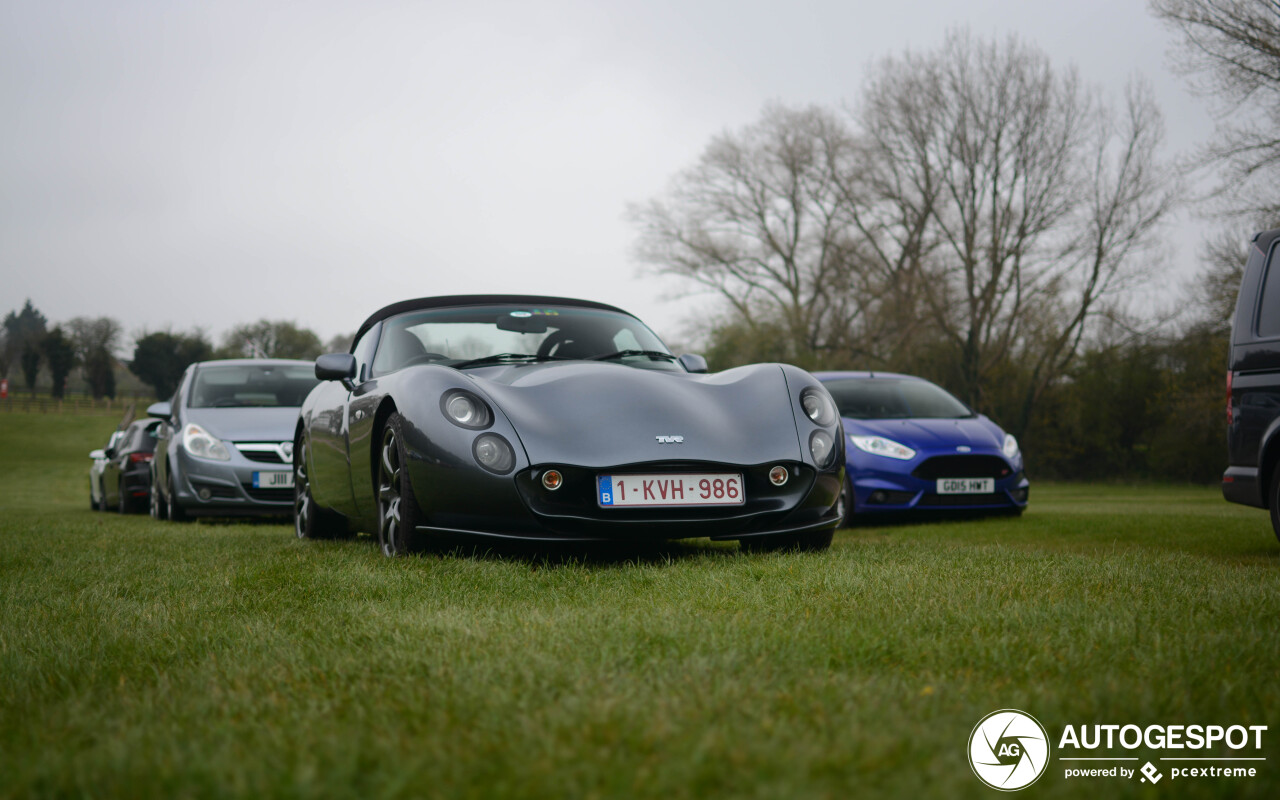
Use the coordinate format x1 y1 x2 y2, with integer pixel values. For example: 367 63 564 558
911 455 1011 480
235 444 288 464
242 485 293 503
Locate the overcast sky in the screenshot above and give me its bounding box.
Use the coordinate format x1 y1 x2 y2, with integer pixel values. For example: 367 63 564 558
0 0 1216 350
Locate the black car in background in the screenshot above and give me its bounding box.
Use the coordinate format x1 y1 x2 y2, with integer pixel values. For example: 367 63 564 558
149 359 319 520
1224 227 1280 539
89 420 160 513
106 418 161 513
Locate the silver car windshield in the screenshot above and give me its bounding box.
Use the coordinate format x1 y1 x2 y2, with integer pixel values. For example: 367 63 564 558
372 305 680 374
188 364 319 408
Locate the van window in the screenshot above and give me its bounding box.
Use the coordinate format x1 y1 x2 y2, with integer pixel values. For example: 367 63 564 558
1257 244 1280 338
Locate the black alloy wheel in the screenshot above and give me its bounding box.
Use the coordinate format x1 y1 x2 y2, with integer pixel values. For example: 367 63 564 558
377 414 424 556
149 473 165 520
167 474 188 522
294 439 346 540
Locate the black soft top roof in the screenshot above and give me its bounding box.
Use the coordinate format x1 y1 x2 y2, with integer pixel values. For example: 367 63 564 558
353 294 634 347
1254 229 1280 253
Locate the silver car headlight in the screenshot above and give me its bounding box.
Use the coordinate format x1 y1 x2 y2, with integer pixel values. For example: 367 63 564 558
850 435 916 461
1003 433 1020 460
183 423 230 461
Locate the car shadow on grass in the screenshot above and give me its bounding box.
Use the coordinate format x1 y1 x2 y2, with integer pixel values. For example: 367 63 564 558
401 534 744 568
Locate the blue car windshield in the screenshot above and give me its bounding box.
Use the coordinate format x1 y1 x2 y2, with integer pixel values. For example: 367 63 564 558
372 304 681 374
824 378 973 420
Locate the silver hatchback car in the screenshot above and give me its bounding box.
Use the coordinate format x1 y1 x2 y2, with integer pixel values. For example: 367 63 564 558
148 359 318 520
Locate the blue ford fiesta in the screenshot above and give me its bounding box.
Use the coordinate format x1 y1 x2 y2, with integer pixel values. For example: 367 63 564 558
814 372 1029 521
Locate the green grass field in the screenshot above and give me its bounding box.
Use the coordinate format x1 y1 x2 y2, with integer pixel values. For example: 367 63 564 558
1 412 1278 799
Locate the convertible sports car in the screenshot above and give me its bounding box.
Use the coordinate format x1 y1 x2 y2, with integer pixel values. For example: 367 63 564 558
294 295 845 555
815 371 1029 519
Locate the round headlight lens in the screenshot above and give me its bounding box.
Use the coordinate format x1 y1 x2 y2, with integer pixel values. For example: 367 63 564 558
809 430 835 467
473 433 515 473
441 391 492 429
1003 433 1020 460
801 389 836 426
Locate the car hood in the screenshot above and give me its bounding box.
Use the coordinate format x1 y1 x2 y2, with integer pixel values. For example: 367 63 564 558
183 407 300 442
844 415 1006 451
470 361 803 468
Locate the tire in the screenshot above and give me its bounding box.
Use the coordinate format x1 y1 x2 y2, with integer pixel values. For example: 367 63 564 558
836 478 852 529
376 414 426 556
740 528 835 554
294 438 348 540
167 475 189 522
1269 467 1280 545
118 490 135 514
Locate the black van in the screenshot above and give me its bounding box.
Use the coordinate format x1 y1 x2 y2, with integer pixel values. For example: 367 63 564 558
1225 227 1280 538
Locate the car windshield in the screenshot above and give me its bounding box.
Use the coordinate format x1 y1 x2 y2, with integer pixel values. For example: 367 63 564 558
824 378 973 420
188 364 319 408
372 304 681 374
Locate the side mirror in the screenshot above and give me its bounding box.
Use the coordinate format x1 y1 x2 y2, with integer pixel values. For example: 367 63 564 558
89 449 105 460
316 353 357 382
147 402 172 421
678 353 709 374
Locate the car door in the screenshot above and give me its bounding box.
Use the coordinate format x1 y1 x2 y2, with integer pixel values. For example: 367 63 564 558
308 323 381 518
154 369 190 502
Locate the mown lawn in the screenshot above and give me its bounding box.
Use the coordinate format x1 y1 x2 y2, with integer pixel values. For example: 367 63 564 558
0 411 1277 799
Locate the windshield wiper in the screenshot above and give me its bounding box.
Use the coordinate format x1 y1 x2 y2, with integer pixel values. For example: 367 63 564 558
590 350 679 362
451 353 568 370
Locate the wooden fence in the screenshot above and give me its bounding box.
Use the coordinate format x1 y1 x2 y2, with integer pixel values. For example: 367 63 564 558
1 395 142 417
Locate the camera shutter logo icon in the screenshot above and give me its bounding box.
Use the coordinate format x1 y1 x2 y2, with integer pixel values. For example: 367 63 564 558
968 709 1051 791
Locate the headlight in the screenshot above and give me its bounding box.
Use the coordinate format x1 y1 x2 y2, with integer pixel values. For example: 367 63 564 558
183 423 230 461
1003 433 1020 459
441 390 493 429
850 435 915 461
809 430 835 467
800 388 836 426
473 433 515 473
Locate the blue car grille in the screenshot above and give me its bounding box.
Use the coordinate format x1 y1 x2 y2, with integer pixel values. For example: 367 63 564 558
911 455 1010 480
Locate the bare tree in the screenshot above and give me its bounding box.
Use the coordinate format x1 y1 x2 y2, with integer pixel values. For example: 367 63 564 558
629 104 878 367
856 33 1176 430
217 320 322 360
66 316 122 398
1151 0 1280 215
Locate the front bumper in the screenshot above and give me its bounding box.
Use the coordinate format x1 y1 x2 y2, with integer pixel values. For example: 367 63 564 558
171 447 294 516
408 458 845 542
848 451 1029 514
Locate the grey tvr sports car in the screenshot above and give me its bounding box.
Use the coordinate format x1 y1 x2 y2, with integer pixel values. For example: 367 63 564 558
293 295 846 555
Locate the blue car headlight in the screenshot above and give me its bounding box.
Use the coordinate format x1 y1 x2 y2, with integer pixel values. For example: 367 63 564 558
850 435 916 461
1002 434 1020 460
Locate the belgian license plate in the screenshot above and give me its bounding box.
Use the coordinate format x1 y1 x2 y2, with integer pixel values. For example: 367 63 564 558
937 478 993 494
598 473 745 507
253 470 294 489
